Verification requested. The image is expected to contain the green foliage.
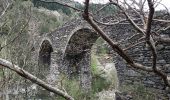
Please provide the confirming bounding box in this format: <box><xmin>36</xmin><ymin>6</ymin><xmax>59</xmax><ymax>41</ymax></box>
<box><xmin>120</xmin><ymin>84</ymin><xmax>157</xmax><ymax>100</ymax></box>
<box><xmin>0</xmin><ymin>70</ymin><xmax>3</xmax><ymax>77</ymax></box>
<box><xmin>39</xmin><ymin>23</ymin><xmax>50</xmax><ymax>34</ymax></box>
<box><xmin>91</xmin><ymin>53</ymin><xmax>113</xmax><ymax>93</ymax></box>
<box><xmin>91</xmin><ymin>53</ymin><xmax>98</xmax><ymax>75</ymax></box>
<box><xmin>0</xmin><ymin>0</ymin><xmax>31</xmax><ymax>58</ymax></box>
<box><xmin>57</xmin><ymin>69</ymin><xmax>114</xmax><ymax>100</ymax></box>
<box><xmin>32</xmin><ymin>0</ymin><xmax>72</xmax><ymax>15</ymax></box>
<box><xmin>39</xmin><ymin>15</ymin><xmax>60</xmax><ymax>34</ymax></box>
<box><xmin>30</xmin><ymin>8</ymin><xmax>61</xmax><ymax>34</ymax></box>
<box><xmin>90</xmin><ymin>37</ymin><xmax>119</xmax><ymax>94</ymax></box>
<box><xmin>31</xmin><ymin>0</ymin><xmax>117</xmax><ymax>16</ymax></box>
<box><xmin>92</xmin><ymin>75</ymin><xmax>111</xmax><ymax>93</ymax></box>
<box><xmin>0</xmin><ymin>25</ymin><xmax>10</xmax><ymax>35</ymax></box>
<box><xmin>57</xmin><ymin>76</ymin><xmax>96</xmax><ymax>100</ymax></box>
<box><xmin>95</xmin><ymin>38</ymin><xmax>107</xmax><ymax>55</ymax></box>
<box><xmin>98</xmin><ymin>46</ymin><xmax>107</xmax><ymax>55</ymax></box>
<box><xmin>0</xmin><ymin>1</ymin><xmax>38</xmax><ymax>81</ymax></box>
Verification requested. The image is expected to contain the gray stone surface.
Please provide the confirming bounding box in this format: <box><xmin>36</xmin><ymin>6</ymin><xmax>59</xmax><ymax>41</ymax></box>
<box><xmin>31</xmin><ymin>16</ymin><xmax>170</xmax><ymax>98</ymax></box>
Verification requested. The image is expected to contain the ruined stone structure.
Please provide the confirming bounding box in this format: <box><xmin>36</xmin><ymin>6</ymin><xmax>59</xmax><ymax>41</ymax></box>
<box><xmin>32</xmin><ymin>17</ymin><xmax>170</xmax><ymax>97</ymax></box>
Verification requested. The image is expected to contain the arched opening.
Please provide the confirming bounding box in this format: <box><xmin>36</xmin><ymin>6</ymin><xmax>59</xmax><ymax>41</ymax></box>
<box><xmin>64</xmin><ymin>29</ymin><xmax>98</xmax><ymax>81</ymax></box>
<box><xmin>38</xmin><ymin>40</ymin><xmax>53</xmax><ymax>79</ymax></box>
<box><xmin>63</xmin><ymin>28</ymin><xmax>119</xmax><ymax>92</ymax></box>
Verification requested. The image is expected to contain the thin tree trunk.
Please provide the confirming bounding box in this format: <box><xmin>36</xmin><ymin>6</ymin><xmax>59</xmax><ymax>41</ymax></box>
<box><xmin>0</xmin><ymin>58</ymin><xmax>74</xmax><ymax>100</ymax></box>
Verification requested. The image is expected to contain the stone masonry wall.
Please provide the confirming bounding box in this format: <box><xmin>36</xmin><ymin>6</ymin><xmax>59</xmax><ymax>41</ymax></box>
<box><xmin>33</xmin><ymin>17</ymin><xmax>170</xmax><ymax>98</ymax></box>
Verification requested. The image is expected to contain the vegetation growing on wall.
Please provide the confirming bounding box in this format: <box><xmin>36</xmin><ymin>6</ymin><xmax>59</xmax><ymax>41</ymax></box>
<box><xmin>1</xmin><ymin>0</ymin><xmax>170</xmax><ymax>99</ymax></box>
<box><xmin>120</xmin><ymin>83</ymin><xmax>168</xmax><ymax>100</ymax></box>
<box><xmin>0</xmin><ymin>1</ymin><xmax>63</xmax><ymax>99</ymax></box>
<box><xmin>32</xmin><ymin>0</ymin><xmax>72</xmax><ymax>15</ymax></box>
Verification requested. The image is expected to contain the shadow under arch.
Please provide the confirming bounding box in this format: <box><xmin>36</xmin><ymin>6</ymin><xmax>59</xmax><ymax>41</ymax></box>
<box><xmin>63</xmin><ymin>28</ymin><xmax>119</xmax><ymax>91</ymax></box>
<box><xmin>38</xmin><ymin>40</ymin><xmax>53</xmax><ymax>79</ymax></box>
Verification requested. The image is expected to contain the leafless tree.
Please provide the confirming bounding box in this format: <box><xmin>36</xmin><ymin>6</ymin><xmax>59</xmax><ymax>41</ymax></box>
<box><xmin>82</xmin><ymin>0</ymin><xmax>170</xmax><ymax>87</ymax></box>
<box><xmin>39</xmin><ymin>0</ymin><xmax>170</xmax><ymax>87</ymax></box>
<box><xmin>1</xmin><ymin>0</ymin><xmax>170</xmax><ymax>100</ymax></box>
<box><xmin>84</xmin><ymin>0</ymin><xmax>170</xmax><ymax>86</ymax></box>
<box><xmin>0</xmin><ymin>1</ymin><xmax>74</xmax><ymax>100</ymax></box>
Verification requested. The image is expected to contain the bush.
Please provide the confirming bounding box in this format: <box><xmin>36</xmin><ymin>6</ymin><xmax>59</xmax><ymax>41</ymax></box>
<box><xmin>32</xmin><ymin>0</ymin><xmax>72</xmax><ymax>15</ymax></box>
<box><xmin>92</xmin><ymin>75</ymin><xmax>111</xmax><ymax>93</ymax></box>
<box><xmin>91</xmin><ymin>53</ymin><xmax>113</xmax><ymax>93</ymax></box>
<box><xmin>57</xmin><ymin>76</ymin><xmax>96</xmax><ymax>100</ymax></box>
<box><xmin>120</xmin><ymin>83</ymin><xmax>157</xmax><ymax>100</ymax></box>
<box><xmin>34</xmin><ymin>10</ymin><xmax>61</xmax><ymax>34</ymax></box>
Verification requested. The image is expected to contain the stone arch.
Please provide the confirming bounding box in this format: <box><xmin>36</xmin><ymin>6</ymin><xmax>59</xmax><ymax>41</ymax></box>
<box><xmin>38</xmin><ymin>39</ymin><xmax>53</xmax><ymax>79</ymax></box>
<box><xmin>48</xmin><ymin>18</ymin><xmax>170</xmax><ymax>97</ymax></box>
<box><xmin>63</xmin><ymin>28</ymin><xmax>119</xmax><ymax>91</ymax></box>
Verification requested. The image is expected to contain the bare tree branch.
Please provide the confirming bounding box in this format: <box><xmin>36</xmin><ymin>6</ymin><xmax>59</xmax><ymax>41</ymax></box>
<box><xmin>153</xmin><ymin>19</ymin><xmax>170</xmax><ymax>23</ymax></box>
<box><xmin>123</xmin><ymin>0</ymin><xmax>146</xmax><ymax>28</ymax></box>
<box><xmin>145</xmin><ymin>0</ymin><xmax>169</xmax><ymax>86</ymax></box>
<box><xmin>82</xmin><ymin>0</ymin><xmax>170</xmax><ymax>87</ymax></box>
<box><xmin>146</xmin><ymin>0</ymin><xmax>155</xmax><ymax>39</ymax></box>
<box><xmin>156</xmin><ymin>37</ymin><xmax>170</xmax><ymax>44</ymax></box>
<box><xmin>109</xmin><ymin>1</ymin><xmax>145</xmax><ymax>34</ymax></box>
<box><xmin>83</xmin><ymin>0</ymin><xmax>152</xmax><ymax>72</ymax></box>
<box><xmin>123</xmin><ymin>40</ymin><xmax>145</xmax><ymax>51</ymax></box>
<box><xmin>154</xmin><ymin>1</ymin><xmax>170</xmax><ymax>13</ymax></box>
<box><xmin>93</xmin><ymin>18</ymin><xmax>143</xmax><ymax>26</ymax></box>
<box><xmin>0</xmin><ymin>13</ymin><xmax>31</xmax><ymax>51</ymax></box>
<box><xmin>0</xmin><ymin>0</ymin><xmax>12</xmax><ymax>19</ymax></box>
<box><xmin>95</xmin><ymin>2</ymin><xmax>111</xmax><ymax>14</ymax></box>
<box><xmin>0</xmin><ymin>58</ymin><xmax>74</xmax><ymax>100</ymax></box>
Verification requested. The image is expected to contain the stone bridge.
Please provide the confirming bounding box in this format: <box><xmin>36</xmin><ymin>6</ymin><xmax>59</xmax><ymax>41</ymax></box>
<box><xmin>32</xmin><ymin>17</ymin><xmax>170</xmax><ymax>96</ymax></box>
